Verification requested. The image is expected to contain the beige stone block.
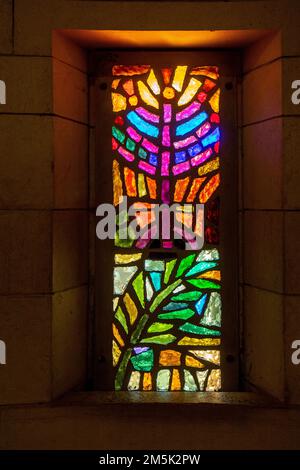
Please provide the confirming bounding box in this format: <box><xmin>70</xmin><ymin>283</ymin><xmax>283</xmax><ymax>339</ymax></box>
<box><xmin>285</xmin><ymin>295</ymin><xmax>300</xmax><ymax>404</ymax></box>
<box><xmin>243</xmin><ymin>31</ymin><xmax>282</xmax><ymax>73</ymax></box>
<box><xmin>0</xmin><ymin>57</ymin><xmax>52</xmax><ymax>114</ymax></box>
<box><xmin>52</xmin><ymin>210</ymin><xmax>88</xmax><ymax>292</ymax></box>
<box><xmin>0</xmin><ymin>115</ymin><xmax>53</xmax><ymax>209</ymax></box>
<box><xmin>285</xmin><ymin>212</ymin><xmax>300</xmax><ymax>295</ymax></box>
<box><xmin>52</xmin><ymin>286</ymin><xmax>87</xmax><ymax>398</ymax></box>
<box><xmin>53</xmin><ymin>58</ymin><xmax>88</xmax><ymax>124</ymax></box>
<box><xmin>244</xmin><ymin>286</ymin><xmax>284</xmax><ymax>400</ymax></box>
<box><xmin>0</xmin><ymin>211</ymin><xmax>52</xmax><ymax>294</ymax></box>
<box><xmin>54</xmin><ymin>117</ymin><xmax>88</xmax><ymax>209</ymax></box>
<box><xmin>243</xmin><ymin>118</ymin><xmax>282</xmax><ymax>209</ymax></box>
<box><xmin>0</xmin><ymin>0</ymin><xmax>12</xmax><ymax>53</ymax></box>
<box><xmin>243</xmin><ymin>60</ymin><xmax>282</xmax><ymax>125</ymax></box>
<box><xmin>52</xmin><ymin>30</ymin><xmax>87</xmax><ymax>73</ymax></box>
<box><xmin>283</xmin><ymin>118</ymin><xmax>300</xmax><ymax>209</ymax></box>
<box><xmin>244</xmin><ymin>210</ymin><xmax>283</xmax><ymax>293</ymax></box>
<box><xmin>0</xmin><ymin>295</ymin><xmax>51</xmax><ymax>404</ymax></box>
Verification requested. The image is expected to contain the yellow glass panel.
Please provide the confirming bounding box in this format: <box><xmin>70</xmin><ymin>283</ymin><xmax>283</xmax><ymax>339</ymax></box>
<box><xmin>172</xmin><ymin>65</ymin><xmax>187</xmax><ymax>92</ymax></box>
<box><xmin>178</xmin><ymin>78</ymin><xmax>201</xmax><ymax>106</ymax></box>
<box><xmin>198</xmin><ymin>157</ymin><xmax>219</xmax><ymax>176</ymax></box>
<box><xmin>174</xmin><ymin>177</ymin><xmax>190</xmax><ymax>202</ymax></box>
<box><xmin>209</xmin><ymin>88</ymin><xmax>220</xmax><ymax>113</ymax></box>
<box><xmin>171</xmin><ymin>369</ymin><xmax>181</xmax><ymax>391</ymax></box>
<box><xmin>199</xmin><ymin>270</ymin><xmax>221</xmax><ymax>281</ymax></box>
<box><xmin>138</xmin><ymin>173</ymin><xmax>147</xmax><ymax>197</ymax></box>
<box><xmin>185</xmin><ymin>355</ymin><xmax>205</xmax><ymax>368</ymax></box>
<box><xmin>115</xmin><ymin>253</ymin><xmax>142</xmax><ymax>264</ymax></box>
<box><xmin>137</xmin><ymin>81</ymin><xmax>159</xmax><ymax>109</ymax></box>
<box><xmin>178</xmin><ymin>337</ymin><xmax>220</xmax><ymax>346</ymax></box>
<box><xmin>129</xmin><ymin>95</ymin><xmax>138</xmax><ymax>106</ymax></box>
<box><xmin>190</xmin><ymin>350</ymin><xmax>220</xmax><ymax>366</ymax></box>
<box><xmin>113</xmin><ymin>159</ymin><xmax>123</xmax><ymax>206</ymax></box>
<box><xmin>176</xmin><ymin>211</ymin><xmax>193</xmax><ymax>229</ymax></box>
<box><xmin>112</xmin><ymin>340</ymin><xmax>121</xmax><ymax>366</ymax></box>
<box><xmin>147</xmin><ymin>69</ymin><xmax>161</xmax><ymax>95</ymax></box>
<box><xmin>163</xmin><ymin>86</ymin><xmax>175</xmax><ymax>100</ymax></box>
<box><xmin>112</xmin><ymin>92</ymin><xmax>126</xmax><ymax>112</ymax></box>
<box><xmin>124</xmin><ymin>292</ymin><xmax>138</xmax><ymax>325</ymax></box>
<box><xmin>206</xmin><ymin>369</ymin><xmax>221</xmax><ymax>391</ymax></box>
<box><xmin>143</xmin><ymin>372</ymin><xmax>152</xmax><ymax>390</ymax></box>
<box><xmin>113</xmin><ymin>323</ymin><xmax>124</xmax><ymax>347</ymax></box>
<box><xmin>159</xmin><ymin>349</ymin><xmax>181</xmax><ymax>366</ymax></box>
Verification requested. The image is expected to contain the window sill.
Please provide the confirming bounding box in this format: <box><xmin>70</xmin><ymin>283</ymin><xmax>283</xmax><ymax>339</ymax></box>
<box><xmin>54</xmin><ymin>391</ymin><xmax>283</xmax><ymax>408</ymax></box>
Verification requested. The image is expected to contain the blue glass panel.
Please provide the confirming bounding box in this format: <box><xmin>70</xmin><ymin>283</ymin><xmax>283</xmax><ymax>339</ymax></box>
<box><xmin>195</xmin><ymin>294</ymin><xmax>208</xmax><ymax>316</ymax></box>
<box><xmin>127</xmin><ymin>111</ymin><xmax>159</xmax><ymax>138</ymax></box>
<box><xmin>188</xmin><ymin>142</ymin><xmax>202</xmax><ymax>157</ymax></box>
<box><xmin>201</xmin><ymin>127</ymin><xmax>220</xmax><ymax>147</ymax></box>
<box><xmin>176</xmin><ymin>112</ymin><xmax>208</xmax><ymax>137</ymax></box>
<box><xmin>150</xmin><ymin>272</ymin><xmax>162</xmax><ymax>291</ymax></box>
<box><xmin>175</xmin><ymin>150</ymin><xmax>186</xmax><ymax>164</ymax></box>
<box><xmin>149</xmin><ymin>153</ymin><xmax>158</xmax><ymax>166</ymax></box>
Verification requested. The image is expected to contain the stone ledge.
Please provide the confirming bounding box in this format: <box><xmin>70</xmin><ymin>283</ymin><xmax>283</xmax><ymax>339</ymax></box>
<box><xmin>52</xmin><ymin>391</ymin><xmax>283</xmax><ymax>408</ymax></box>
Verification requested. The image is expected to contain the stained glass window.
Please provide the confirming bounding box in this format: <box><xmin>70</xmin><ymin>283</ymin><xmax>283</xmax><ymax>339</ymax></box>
<box><xmin>111</xmin><ymin>64</ymin><xmax>221</xmax><ymax>391</ymax></box>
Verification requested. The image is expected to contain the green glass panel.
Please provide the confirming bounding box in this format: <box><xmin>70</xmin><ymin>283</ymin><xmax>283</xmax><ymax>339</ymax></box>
<box><xmin>196</xmin><ymin>249</ymin><xmax>219</xmax><ymax>261</ymax></box>
<box><xmin>147</xmin><ymin>322</ymin><xmax>173</xmax><ymax>333</ymax></box>
<box><xmin>171</xmin><ymin>290</ymin><xmax>202</xmax><ymax>301</ymax></box>
<box><xmin>112</xmin><ymin>126</ymin><xmax>125</xmax><ymax>144</ymax></box>
<box><xmin>138</xmin><ymin>147</ymin><xmax>147</xmax><ymax>159</ymax></box>
<box><xmin>179</xmin><ymin>323</ymin><xmax>220</xmax><ymax>336</ymax></box>
<box><xmin>115</xmin><ymin>306</ymin><xmax>128</xmax><ymax>333</ymax></box>
<box><xmin>164</xmin><ymin>259</ymin><xmax>177</xmax><ymax>284</ymax></box>
<box><xmin>184</xmin><ymin>370</ymin><xmax>197</xmax><ymax>391</ymax></box>
<box><xmin>200</xmin><ymin>292</ymin><xmax>221</xmax><ymax>327</ymax></box>
<box><xmin>115</xmin><ymin>348</ymin><xmax>132</xmax><ymax>391</ymax></box>
<box><xmin>157</xmin><ymin>369</ymin><xmax>171</xmax><ymax>391</ymax></box>
<box><xmin>186</xmin><ymin>261</ymin><xmax>218</xmax><ymax>277</ymax></box>
<box><xmin>140</xmin><ymin>334</ymin><xmax>176</xmax><ymax>344</ymax></box>
<box><xmin>132</xmin><ymin>272</ymin><xmax>145</xmax><ymax>308</ymax></box>
<box><xmin>126</xmin><ymin>137</ymin><xmax>136</xmax><ymax>151</ymax></box>
<box><xmin>130</xmin><ymin>314</ymin><xmax>149</xmax><ymax>344</ymax></box>
<box><xmin>149</xmin><ymin>279</ymin><xmax>181</xmax><ymax>313</ymax></box>
<box><xmin>163</xmin><ymin>301</ymin><xmax>189</xmax><ymax>311</ymax></box>
<box><xmin>176</xmin><ymin>254</ymin><xmax>196</xmax><ymax>278</ymax></box>
<box><xmin>187</xmin><ymin>279</ymin><xmax>221</xmax><ymax>290</ymax></box>
<box><xmin>130</xmin><ymin>348</ymin><xmax>154</xmax><ymax>372</ymax></box>
<box><xmin>145</xmin><ymin>260</ymin><xmax>165</xmax><ymax>272</ymax></box>
<box><xmin>158</xmin><ymin>308</ymin><xmax>195</xmax><ymax>320</ymax></box>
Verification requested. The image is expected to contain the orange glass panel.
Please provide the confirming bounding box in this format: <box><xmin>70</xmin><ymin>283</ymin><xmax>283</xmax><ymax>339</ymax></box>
<box><xmin>143</xmin><ymin>372</ymin><xmax>152</xmax><ymax>390</ymax></box>
<box><xmin>112</xmin><ymin>78</ymin><xmax>120</xmax><ymax>89</ymax></box>
<box><xmin>174</xmin><ymin>177</ymin><xmax>190</xmax><ymax>202</ymax></box>
<box><xmin>124</xmin><ymin>167</ymin><xmax>137</xmax><ymax>197</ymax></box>
<box><xmin>186</xmin><ymin>177</ymin><xmax>205</xmax><ymax>202</ymax></box>
<box><xmin>199</xmin><ymin>270</ymin><xmax>221</xmax><ymax>281</ymax></box>
<box><xmin>113</xmin><ymin>65</ymin><xmax>150</xmax><ymax>76</ymax></box>
<box><xmin>159</xmin><ymin>349</ymin><xmax>181</xmax><ymax>366</ymax></box>
<box><xmin>146</xmin><ymin>177</ymin><xmax>157</xmax><ymax>199</ymax></box>
<box><xmin>162</xmin><ymin>67</ymin><xmax>172</xmax><ymax>85</ymax></box>
<box><xmin>199</xmin><ymin>174</ymin><xmax>220</xmax><ymax>203</ymax></box>
<box><xmin>113</xmin><ymin>159</ymin><xmax>123</xmax><ymax>206</ymax></box>
<box><xmin>123</xmin><ymin>79</ymin><xmax>134</xmax><ymax>96</ymax></box>
<box><xmin>171</xmin><ymin>369</ymin><xmax>181</xmax><ymax>391</ymax></box>
<box><xmin>190</xmin><ymin>66</ymin><xmax>219</xmax><ymax>81</ymax></box>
